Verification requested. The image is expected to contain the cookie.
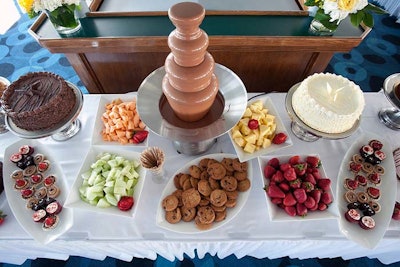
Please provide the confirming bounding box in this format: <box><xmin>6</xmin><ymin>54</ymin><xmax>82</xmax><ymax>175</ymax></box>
<box><xmin>208</xmin><ymin>177</ymin><xmax>221</xmax><ymax>190</ymax></box>
<box><xmin>210</xmin><ymin>189</ymin><xmax>227</xmax><ymax>207</ymax></box>
<box><xmin>374</xmin><ymin>165</ymin><xmax>385</xmax><ymax>175</ymax></box>
<box><xmin>189</xmin><ymin>165</ymin><xmax>201</xmax><ymax>179</ymax></box>
<box><xmin>190</xmin><ymin>176</ymin><xmax>199</xmax><ymax>190</ymax></box>
<box><xmin>174</xmin><ymin>173</ymin><xmax>183</xmax><ymax>189</ymax></box>
<box><xmin>344</xmin><ymin>190</ymin><xmax>357</xmax><ymax>203</ymax></box>
<box><xmin>165</xmin><ymin>208</ymin><xmax>182</xmax><ymax>224</ymax></box>
<box><xmin>207</xmin><ymin>163</ymin><xmax>226</xmax><ymax>180</ymax></box>
<box><xmin>237</xmin><ymin>178</ymin><xmax>251</xmax><ymax>192</ymax></box>
<box><xmin>195</xmin><ymin>216</ymin><xmax>213</xmax><ymax>230</ymax></box>
<box><xmin>233</xmin><ymin>171</ymin><xmax>247</xmax><ymax>181</ymax></box>
<box><xmin>232</xmin><ymin>158</ymin><xmax>247</xmax><ymax>172</ymax></box>
<box><xmin>196</xmin><ymin>206</ymin><xmax>215</xmax><ymax>224</ymax></box>
<box><xmin>197</xmin><ymin>179</ymin><xmax>212</xmax><ymax>197</ymax></box>
<box><xmin>162</xmin><ymin>194</ymin><xmax>179</xmax><ymax>211</ymax></box>
<box><xmin>172</xmin><ymin>189</ymin><xmax>183</xmax><ymax>207</ymax></box>
<box><xmin>180</xmin><ymin>206</ymin><xmax>196</xmax><ymax>222</ymax></box>
<box><xmin>352</xmin><ymin>154</ymin><xmax>364</xmax><ymax>164</ymax></box>
<box><xmin>181</xmin><ymin>188</ymin><xmax>201</xmax><ymax>208</ymax></box>
<box><xmin>225</xmin><ymin>199</ymin><xmax>237</xmax><ymax>208</ymax></box>
<box><xmin>11</xmin><ymin>170</ymin><xmax>23</xmax><ymax>180</ymax></box>
<box><xmin>362</xmin><ymin>162</ymin><xmax>374</xmax><ymax>174</ymax></box>
<box><xmin>47</xmin><ymin>185</ymin><xmax>60</xmax><ymax>198</ymax></box>
<box><xmin>220</xmin><ymin>176</ymin><xmax>238</xmax><ymax>192</ymax></box>
<box><xmin>357</xmin><ymin>191</ymin><xmax>369</xmax><ymax>203</ymax></box>
<box><xmin>23</xmin><ymin>165</ymin><xmax>37</xmax><ymax>177</ymax></box>
<box><xmin>221</xmin><ymin>158</ymin><xmax>235</xmax><ymax>172</ymax></box>
<box><xmin>225</xmin><ymin>190</ymin><xmax>238</xmax><ymax>200</ymax></box>
<box><xmin>214</xmin><ymin>210</ymin><xmax>227</xmax><ymax>222</ymax></box>
<box><xmin>199</xmin><ymin>158</ymin><xmax>210</xmax><ymax>170</ymax></box>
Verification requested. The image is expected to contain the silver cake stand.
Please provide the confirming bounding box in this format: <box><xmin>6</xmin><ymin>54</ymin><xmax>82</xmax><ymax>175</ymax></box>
<box><xmin>378</xmin><ymin>73</ymin><xmax>400</xmax><ymax>130</ymax></box>
<box><xmin>5</xmin><ymin>82</ymin><xmax>84</xmax><ymax>141</ymax></box>
<box><xmin>137</xmin><ymin>64</ymin><xmax>247</xmax><ymax>155</ymax></box>
<box><xmin>286</xmin><ymin>83</ymin><xmax>360</xmax><ymax>142</ymax></box>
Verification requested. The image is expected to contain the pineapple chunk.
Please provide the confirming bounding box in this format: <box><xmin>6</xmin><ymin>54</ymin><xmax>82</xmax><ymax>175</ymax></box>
<box><xmin>240</xmin><ymin>124</ymin><xmax>251</xmax><ymax>135</ymax></box>
<box><xmin>242</xmin><ymin>107</ymin><xmax>252</xmax><ymax>118</ymax></box>
<box><xmin>243</xmin><ymin>142</ymin><xmax>256</xmax><ymax>153</ymax></box>
<box><xmin>251</xmin><ymin>112</ymin><xmax>263</xmax><ymax>121</ymax></box>
<box><xmin>244</xmin><ymin>133</ymin><xmax>257</xmax><ymax>144</ymax></box>
<box><xmin>239</xmin><ymin>118</ymin><xmax>250</xmax><ymax>127</ymax></box>
<box><xmin>262</xmin><ymin>138</ymin><xmax>272</xmax><ymax>148</ymax></box>
<box><xmin>234</xmin><ymin>137</ymin><xmax>246</xmax><ymax>147</ymax></box>
<box><xmin>259</xmin><ymin>124</ymin><xmax>270</xmax><ymax>137</ymax></box>
<box><xmin>231</xmin><ymin>129</ymin><xmax>242</xmax><ymax>139</ymax></box>
<box><xmin>250</xmin><ymin>100</ymin><xmax>263</xmax><ymax>112</ymax></box>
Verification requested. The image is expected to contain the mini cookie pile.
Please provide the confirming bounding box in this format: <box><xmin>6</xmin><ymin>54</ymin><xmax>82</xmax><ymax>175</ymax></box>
<box><xmin>10</xmin><ymin>145</ymin><xmax>62</xmax><ymax>230</ymax></box>
<box><xmin>343</xmin><ymin>139</ymin><xmax>387</xmax><ymax>230</ymax></box>
<box><xmin>161</xmin><ymin>157</ymin><xmax>251</xmax><ymax>230</ymax></box>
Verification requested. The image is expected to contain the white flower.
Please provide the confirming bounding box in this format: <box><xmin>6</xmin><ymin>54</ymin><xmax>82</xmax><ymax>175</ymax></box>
<box><xmin>33</xmin><ymin>0</ymin><xmax>80</xmax><ymax>13</ymax></box>
<box><xmin>323</xmin><ymin>0</ymin><xmax>369</xmax><ymax>23</ymax></box>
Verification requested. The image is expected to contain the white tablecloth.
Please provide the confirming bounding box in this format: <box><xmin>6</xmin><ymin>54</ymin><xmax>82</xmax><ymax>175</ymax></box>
<box><xmin>1</xmin><ymin>92</ymin><xmax>400</xmax><ymax>265</ymax></box>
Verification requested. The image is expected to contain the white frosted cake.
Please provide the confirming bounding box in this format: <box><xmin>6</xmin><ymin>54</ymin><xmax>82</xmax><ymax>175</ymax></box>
<box><xmin>292</xmin><ymin>73</ymin><xmax>365</xmax><ymax>134</ymax></box>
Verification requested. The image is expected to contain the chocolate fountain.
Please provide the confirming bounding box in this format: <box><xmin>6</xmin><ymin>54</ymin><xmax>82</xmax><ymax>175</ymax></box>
<box><xmin>137</xmin><ymin>2</ymin><xmax>247</xmax><ymax>155</ymax></box>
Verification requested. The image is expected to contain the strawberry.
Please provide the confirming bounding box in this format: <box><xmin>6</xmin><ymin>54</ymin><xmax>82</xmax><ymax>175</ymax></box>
<box><xmin>263</xmin><ymin>165</ymin><xmax>277</xmax><ymax>179</ymax></box>
<box><xmin>321</xmin><ymin>192</ymin><xmax>333</xmax><ymax>205</ymax></box>
<box><xmin>283</xmin><ymin>192</ymin><xmax>297</xmax><ymax>206</ymax></box>
<box><xmin>310</xmin><ymin>189</ymin><xmax>322</xmax><ymax>204</ymax></box>
<box><xmin>318</xmin><ymin>202</ymin><xmax>328</xmax><ymax>211</ymax></box>
<box><xmin>288</xmin><ymin>155</ymin><xmax>301</xmax><ymax>166</ymax></box>
<box><xmin>271</xmin><ymin>198</ymin><xmax>283</xmax><ymax>205</ymax></box>
<box><xmin>304</xmin><ymin>173</ymin><xmax>317</xmax><ymax>185</ymax></box>
<box><xmin>296</xmin><ymin>203</ymin><xmax>308</xmax><ymax>217</ymax></box>
<box><xmin>117</xmin><ymin>196</ymin><xmax>134</xmax><ymax>211</ymax></box>
<box><xmin>272</xmin><ymin>132</ymin><xmax>287</xmax><ymax>144</ymax></box>
<box><xmin>131</xmin><ymin>130</ymin><xmax>149</xmax><ymax>144</ymax></box>
<box><xmin>278</xmin><ymin>182</ymin><xmax>290</xmax><ymax>192</ymax></box>
<box><xmin>309</xmin><ymin>202</ymin><xmax>319</xmax><ymax>211</ymax></box>
<box><xmin>283</xmin><ymin>167</ymin><xmax>297</xmax><ymax>181</ymax></box>
<box><xmin>293</xmin><ymin>188</ymin><xmax>307</xmax><ymax>203</ymax></box>
<box><xmin>0</xmin><ymin>210</ymin><xmax>6</xmax><ymax>226</ymax></box>
<box><xmin>266</xmin><ymin>184</ymin><xmax>285</xmax><ymax>199</ymax></box>
<box><xmin>311</xmin><ymin>169</ymin><xmax>321</xmax><ymax>180</ymax></box>
<box><xmin>301</xmin><ymin>181</ymin><xmax>314</xmax><ymax>193</ymax></box>
<box><xmin>306</xmin><ymin>156</ymin><xmax>321</xmax><ymax>168</ymax></box>
<box><xmin>248</xmin><ymin>119</ymin><xmax>259</xmax><ymax>130</ymax></box>
<box><xmin>392</xmin><ymin>201</ymin><xmax>400</xmax><ymax>220</ymax></box>
<box><xmin>304</xmin><ymin>196</ymin><xmax>316</xmax><ymax>209</ymax></box>
<box><xmin>271</xmin><ymin>170</ymin><xmax>284</xmax><ymax>183</ymax></box>
<box><xmin>317</xmin><ymin>178</ymin><xmax>331</xmax><ymax>191</ymax></box>
<box><xmin>293</xmin><ymin>163</ymin><xmax>307</xmax><ymax>176</ymax></box>
<box><xmin>280</xmin><ymin>163</ymin><xmax>292</xmax><ymax>172</ymax></box>
<box><xmin>267</xmin><ymin>158</ymin><xmax>280</xmax><ymax>169</ymax></box>
<box><xmin>289</xmin><ymin>178</ymin><xmax>301</xmax><ymax>189</ymax></box>
<box><xmin>284</xmin><ymin>205</ymin><xmax>297</xmax><ymax>216</ymax></box>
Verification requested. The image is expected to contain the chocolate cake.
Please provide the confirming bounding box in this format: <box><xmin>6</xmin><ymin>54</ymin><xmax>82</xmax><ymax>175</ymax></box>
<box><xmin>0</xmin><ymin>72</ymin><xmax>76</xmax><ymax>131</ymax></box>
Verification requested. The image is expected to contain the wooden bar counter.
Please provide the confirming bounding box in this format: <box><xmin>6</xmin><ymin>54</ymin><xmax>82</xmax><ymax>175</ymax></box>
<box><xmin>29</xmin><ymin>4</ymin><xmax>369</xmax><ymax>94</ymax></box>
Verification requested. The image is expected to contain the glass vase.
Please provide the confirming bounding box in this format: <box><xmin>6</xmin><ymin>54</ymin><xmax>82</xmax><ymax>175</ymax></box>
<box><xmin>45</xmin><ymin>4</ymin><xmax>81</xmax><ymax>35</ymax></box>
<box><xmin>309</xmin><ymin>18</ymin><xmax>338</xmax><ymax>36</ymax></box>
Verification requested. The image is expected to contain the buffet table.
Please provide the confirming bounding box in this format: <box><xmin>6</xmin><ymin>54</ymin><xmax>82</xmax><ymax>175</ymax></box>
<box><xmin>1</xmin><ymin>92</ymin><xmax>400</xmax><ymax>265</ymax></box>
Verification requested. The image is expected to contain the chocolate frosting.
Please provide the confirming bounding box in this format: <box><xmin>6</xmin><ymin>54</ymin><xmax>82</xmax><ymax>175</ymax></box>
<box><xmin>7</xmin><ymin>75</ymin><xmax>61</xmax><ymax>112</ymax></box>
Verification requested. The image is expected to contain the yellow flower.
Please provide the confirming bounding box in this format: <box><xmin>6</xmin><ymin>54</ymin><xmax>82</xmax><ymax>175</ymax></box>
<box><xmin>18</xmin><ymin>0</ymin><xmax>34</xmax><ymax>13</ymax></box>
<box><xmin>337</xmin><ymin>0</ymin><xmax>358</xmax><ymax>11</ymax></box>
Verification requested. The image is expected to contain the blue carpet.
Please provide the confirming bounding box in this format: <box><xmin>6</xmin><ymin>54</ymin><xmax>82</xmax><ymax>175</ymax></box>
<box><xmin>1</xmin><ymin>2</ymin><xmax>400</xmax><ymax>267</ymax></box>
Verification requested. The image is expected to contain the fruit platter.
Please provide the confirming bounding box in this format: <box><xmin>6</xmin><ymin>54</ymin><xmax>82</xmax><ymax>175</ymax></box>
<box><xmin>64</xmin><ymin>146</ymin><xmax>146</xmax><ymax>218</ymax></box>
<box><xmin>259</xmin><ymin>154</ymin><xmax>338</xmax><ymax>221</ymax></box>
<box><xmin>91</xmin><ymin>94</ymin><xmax>149</xmax><ymax>146</ymax></box>
<box><xmin>156</xmin><ymin>153</ymin><xmax>252</xmax><ymax>233</ymax></box>
<box><xmin>229</xmin><ymin>96</ymin><xmax>292</xmax><ymax>162</ymax></box>
<box><xmin>3</xmin><ymin>139</ymin><xmax>73</xmax><ymax>244</ymax></box>
<box><xmin>336</xmin><ymin>134</ymin><xmax>396</xmax><ymax>249</ymax></box>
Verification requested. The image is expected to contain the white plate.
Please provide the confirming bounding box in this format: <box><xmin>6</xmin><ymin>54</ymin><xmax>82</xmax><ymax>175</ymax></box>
<box><xmin>228</xmin><ymin>96</ymin><xmax>292</xmax><ymax>163</ymax></box>
<box><xmin>156</xmin><ymin>153</ymin><xmax>252</xmax><ymax>233</ymax></box>
<box><xmin>3</xmin><ymin>139</ymin><xmax>73</xmax><ymax>244</ymax></box>
<box><xmin>91</xmin><ymin>94</ymin><xmax>148</xmax><ymax>146</ymax></box>
<box><xmin>337</xmin><ymin>134</ymin><xmax>396</xmax><ymax>249</ymax></box>
<box><xmin>64</xmin><ymin>146</ymin><xmax>146</xmax><ymax>218</ymax></box>
<box><xmin>259</xmin><ymin>154</ymin><xmax>338</xmax><ymax>221</ymax></box>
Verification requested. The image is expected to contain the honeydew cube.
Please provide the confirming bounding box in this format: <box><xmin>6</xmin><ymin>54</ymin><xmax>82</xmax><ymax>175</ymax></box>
<box><xmin>242</xmin><ymin>107</ymin><xmax>252</xmax><ymax>118</ymax></box>
<box><xmin>105</xmin><ymin>193</ymin><xmax>118</xmax><ymax>206</ymax></box>
<box><xmin>234</xmin><ymin>137</ymin><xmax>246</xmax><ymax>147</ymax></box>
<box><xmin>243</xmin><ymin>142</ymin><xmax>256</xmax><ymax>153</ymax></box>
<box><xmin>262</xmin><ymin>138</ymin><xmax>272</xmax><ymax>148</ymax></box>
<box><xmin>97</xmin><ymin>198</ymin><xmax>112</xmax><ymax>208</ymax></box>
<box><xmin>244</xmin><ymin>133</ymin><xmax>257</xmax><ymax>144</ymax></box>
<box><xmin>240</xmin><ymin>124</ymin><xmax>251</xmax><ymax>135</ymax></box>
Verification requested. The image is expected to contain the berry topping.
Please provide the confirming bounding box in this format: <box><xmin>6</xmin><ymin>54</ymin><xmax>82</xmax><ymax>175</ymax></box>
<box><xmin>374</xmin><ymin>150</ymin><xmax>386</xmax><ymax>161</ymax></box>
<box><xmin>44</xmin><ymin>175</ymin><xmax>56</xmax><ymax>187</ymax></box>
<box><xmin>369</xmin><ymin>140</ymin><xmax>383</xmax><ymax>150</ymax></box>
<box><xmin>37</xmin><ymin>160</ymin><xmax>50</xmax><ymax>172</ymax></box>
<box><xmin>10</xmin><ymin>153</ymin><xmax>22</xmax><ymax>163</ymax></box>
<box><xmin>30</xmin><ymin>174</ymin><xmax>43</xmax><ymax>184</ymax></box>
<box><xmin>367</xmin><ymin>187</ymin><xmax>380</xmax><ymax>199</ymax></box>
<box><xmin>14</xmin><ymin>179</ymin><xmax>28</xmax><ymax>189</ymax></box>
<box><xmin>349</xmin><ymin>162</ymin><xmax>362</xmax><ymax>173</ymax></box>
<box><xmin>21</xmin><ymin>188</ymin><xmax>34</xmax><ymax>199</ymax></box>
<box><xmin>43</xmin><ymin>215</ymin><xmax>59</xmax><ymax>230</ymax></box>
<box><xmin>360</xmin><ymin>145</ymin><xmax>374</xmax><ymax>158</ymax></box>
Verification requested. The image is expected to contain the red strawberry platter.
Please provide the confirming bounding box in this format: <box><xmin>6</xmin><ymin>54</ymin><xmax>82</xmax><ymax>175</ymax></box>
<box><xmin>259</xmin><ymin>154</ymin><xmax>338</xmax><ymax>221</ymax></box>
<box><xmin>336</xmin><ymin>134</ymin><xmax>396</xmax><ymax>249</ymax></box>
<box><xmin>91</xmin><ymin>94</ymin><xmax>149</xmax><ymax>147</ymax></box>
<box><xmin>3</xmin><ymin>139</ymin><xmax>73</xmax><ymax>244</ymax></box>
<box><xmin>64</xmin><ymin>146</ymin><xmax>146</xmax><ymax>218</ymax></box>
